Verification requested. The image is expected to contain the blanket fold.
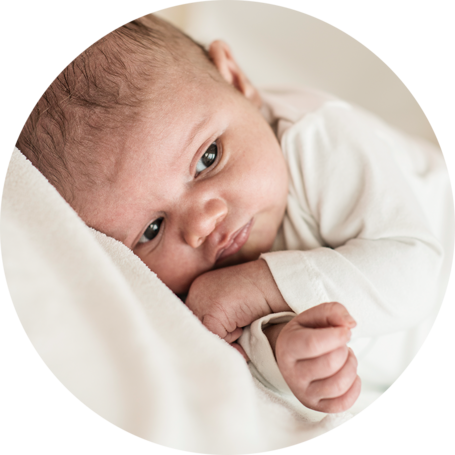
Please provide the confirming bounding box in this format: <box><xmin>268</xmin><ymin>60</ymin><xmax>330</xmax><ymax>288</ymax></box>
<box><xmin>1</xmin><ymin>148</ymin><xmax>350</xmax><ymax>453</ymax></box>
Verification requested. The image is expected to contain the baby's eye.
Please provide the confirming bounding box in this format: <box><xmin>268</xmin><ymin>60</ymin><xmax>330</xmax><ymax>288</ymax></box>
<box><xmin>138</xmin><ymin>217</ymin><xmax>163</xmax><ymax>244</ymax></box>
<box><xmin>196</xmin><ymin>142</ymin><xmax>218</xmax><ymax>175</ymax></box>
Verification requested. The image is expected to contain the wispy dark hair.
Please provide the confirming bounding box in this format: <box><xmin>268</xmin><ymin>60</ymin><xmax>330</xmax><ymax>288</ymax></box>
<box><xmin>17</xmin><ymin>14</ymin><xmax>213</xmax><ymax>203</ymax></box>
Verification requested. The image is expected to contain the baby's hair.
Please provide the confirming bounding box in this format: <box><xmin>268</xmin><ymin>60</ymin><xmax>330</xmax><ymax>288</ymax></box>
<box><xmin>17</xmin><ymin>15</ymin><xmax>216</xmax><ymax>203</ymax></box>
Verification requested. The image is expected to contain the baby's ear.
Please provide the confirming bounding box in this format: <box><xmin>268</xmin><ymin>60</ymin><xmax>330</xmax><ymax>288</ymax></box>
<box><xmin>208</xmin><ymin>40</ymin><xmax>261</xmax><ymax>108</ymax></box>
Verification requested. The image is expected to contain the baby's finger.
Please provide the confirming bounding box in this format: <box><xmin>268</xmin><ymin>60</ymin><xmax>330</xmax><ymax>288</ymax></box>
<box><xmin>295</xmin><ymin>302</ymin><xmax>356</xmax><ymax>329</ymax></box>
<box><xmin>306</xmin><ymin>347</ymin><xmax>358</xmax><ymax>399</ymax></box>
<box><xmin>315</xmin><ymin>375</ymin><xmax>362</xmax><ymax>413</ymax></box>
<box><xmin>224</xmin><ymin>327</ymin><xmax>243</xmax><ymax>344</ymax></box>
<box><xmin>279</xmin><ymin>324</ymin><xmax>351</xmax><ymax>360</ymax></box>
<box><xmin>293</xmin><ymin>346</ymin><xmax>349</xmax><ymax>383</ymax></box>
<box><xmin>202</xmin><ymin>315</ymin><xmax>227</xmax><ymax>338</ymax></box>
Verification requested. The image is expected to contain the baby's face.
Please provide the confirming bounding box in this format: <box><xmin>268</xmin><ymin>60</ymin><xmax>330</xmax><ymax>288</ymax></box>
<box><xmin>78</xmin><ymin>75</ymin><xmax>288</xmax><ymax>293</ymax></box>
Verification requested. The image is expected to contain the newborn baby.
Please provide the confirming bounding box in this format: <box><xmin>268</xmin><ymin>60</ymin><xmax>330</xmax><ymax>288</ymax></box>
<box><xmin>17</xmin><ymin>14</ymin><xmax>452</xmax><ymax>413</ymax></box>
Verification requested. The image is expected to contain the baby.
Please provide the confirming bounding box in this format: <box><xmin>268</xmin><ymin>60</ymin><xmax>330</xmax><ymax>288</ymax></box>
<box><xmin>17</xmin><ymin>15</ymin><xmax>453</xmax><ymax>414</ymax></box>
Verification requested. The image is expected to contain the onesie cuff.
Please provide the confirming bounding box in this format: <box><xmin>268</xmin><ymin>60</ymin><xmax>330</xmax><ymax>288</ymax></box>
<box><xmin>239</xmin><ymin>312</ymin><xmax>296</xmax><ymax>394</ymax></box>
<box><xmin>260</xmin><ymin>250</ymin><xmax>330</xmax><ymax>314</ymax></box>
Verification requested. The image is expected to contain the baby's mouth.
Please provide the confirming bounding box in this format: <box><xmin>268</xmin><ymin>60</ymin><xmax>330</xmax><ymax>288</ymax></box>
<box><xmin>215</xmin><ymin>219</ymin><xmax>254</xmax><ymax>264</ymax></box>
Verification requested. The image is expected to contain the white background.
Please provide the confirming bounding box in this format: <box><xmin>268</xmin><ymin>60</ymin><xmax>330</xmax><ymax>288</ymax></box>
<box><xmin>156</xmin><ymin>1</ymin><xmax>439</xmax><ymax>144</ymax></box>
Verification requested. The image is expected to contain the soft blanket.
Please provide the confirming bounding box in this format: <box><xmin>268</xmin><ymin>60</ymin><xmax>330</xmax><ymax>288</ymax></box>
<box><xmin>1</xmin><ymin>148</ymin><xmax>352</xmax><ymax>454</ymax></box>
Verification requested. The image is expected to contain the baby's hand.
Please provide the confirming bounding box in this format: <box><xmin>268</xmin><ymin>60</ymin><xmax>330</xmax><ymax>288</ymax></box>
<box><xmin>186</xmin><ymin>259</ymin><xmax>290</xmax><ymax>343</ymax></box>
<box><xmin>270</xmin><ymin>302</ymin><xmax>361</xmax><ymax>413</ymax></box>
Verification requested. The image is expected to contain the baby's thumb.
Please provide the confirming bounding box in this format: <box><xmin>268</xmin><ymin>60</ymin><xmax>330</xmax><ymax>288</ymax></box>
<box><xmin>224</xmin><ymin>327</ymin><xmax>243</xmax><ymax>344</ymax></box>
<box><xmin>201</xmin><ymin>314</ymin><xmax>229</xmax><ymax>339</ymax></box>
<box><xmin>295</xmin><ymin>302</ymin><xmax>356</xmax><ymax>329</ymax></box>
<box><xmin>326</xmin><ymin>302</ymin><xmax>356</xmax><ymax>328</ymax></box>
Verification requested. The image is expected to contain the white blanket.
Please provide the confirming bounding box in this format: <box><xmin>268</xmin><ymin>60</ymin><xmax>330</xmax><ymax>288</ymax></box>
<box><xmin>1</xmin><ymin>148</ymin><xmax>352</xmax><ymax>453</ymax></box>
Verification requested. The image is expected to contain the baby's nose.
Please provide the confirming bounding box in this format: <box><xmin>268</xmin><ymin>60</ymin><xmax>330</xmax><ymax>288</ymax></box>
<box><xmin>184</xmin><ymin>198</ymin><xmax>227</xmax><ymax>248</ymax></box>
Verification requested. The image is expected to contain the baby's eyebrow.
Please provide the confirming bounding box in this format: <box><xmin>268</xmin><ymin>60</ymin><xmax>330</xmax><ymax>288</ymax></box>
<box><xmin>179</xmin><ymin>116</ymin><xmax>211</xmax><ymax>158</ymax></box>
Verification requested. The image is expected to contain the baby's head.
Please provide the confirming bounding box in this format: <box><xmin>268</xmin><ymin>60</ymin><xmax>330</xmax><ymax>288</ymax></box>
<box><xmin>18</xmin><ymin>14</ymin><xmax>288</xmax><ymax>293</ymax></box>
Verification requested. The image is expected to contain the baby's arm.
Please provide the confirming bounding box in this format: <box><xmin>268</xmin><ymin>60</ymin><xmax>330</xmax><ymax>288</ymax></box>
<box><xmin>262</xmin><ymin>103</ymin><xmax>448</xmax><ymax>338</ymax></box>
<box><xmin>186</xmin><ymin>258</ymin><xmax>290</xmax><ymax>342</ymax></box>
<box><xmin>187</xmin><ymin>269</ymin><xmax>360</xmax><ymax>413</ymax></box>
<box><xmin>263</xmin><ymin>302</ymin><xmax>360</xmax><ymax>413</ymax></box>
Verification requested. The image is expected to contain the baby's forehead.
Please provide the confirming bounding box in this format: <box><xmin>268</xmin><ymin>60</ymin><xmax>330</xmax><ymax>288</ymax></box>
<box><xmin>91</xmin><ymin>64</ymin><xmax>245</xmax><ymax>190</ymax></box>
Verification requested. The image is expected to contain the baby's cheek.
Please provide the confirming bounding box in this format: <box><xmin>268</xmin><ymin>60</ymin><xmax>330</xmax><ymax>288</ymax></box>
<box><xmin>155</xmin><ymin>263</ymin><xmax>203</xmax><ymax>294</ymax></box>
<box><xmin>136</xmin><ymin>249</ymin><xmax>212</xmax><ymax>294</ymax></box>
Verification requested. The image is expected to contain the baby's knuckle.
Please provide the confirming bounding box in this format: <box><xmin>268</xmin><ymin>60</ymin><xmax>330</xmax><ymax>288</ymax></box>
<box><xmin>296</xmin><ymin>388</ymin><xmax>315</xmax><ymax>408</ymax></box>
<box><xmin>276</xmin><ymin>346</ymin><xmax>294</xmax><ymax>369</ymax></box>
<box><xmin>324</xmin><ymin>352</ymin><xmax>340</xmax><ymax>373</ymax></box>
<box><xmin>333</xmin><ymin>301</ymin><xmax>346</xmax><ymax>311</ymax></box>
<box><xmin>340</xmin><ymin>371</ymin><xmax>357</xmax><ymax>395</ymax></box>
<box><xmin>202</xmin><ymin>314</ymin><xmax>226</xmax><ymax>338</ymax></box>
<box><xmin>349</xmin><ymin>350</ymin><xmax>359</xmax><ymax>368</ymax></box>
<box><xmin>305</xmin><ymin>336</ymin><xmax>320</xmax><ymax>356</ymax></box>
<box><xmin>329</xmin><ymin>400</ymin><xmax>346</xmax><ymax>413</ymax></box>
<box><xmin>292</xmin><ymin>359</ymin><xmax>306</xmax><ymax>377</ymax></box>
<box><xmin>317</xmin><ymin>401</ymin><xmax>333</xmax><ymax>413</ymax></box>
<box><xmin>323</xmin><ymin>301</ymin><xmax>341</xmax><ymax>315</ymax></box>
<box><xmin>325</xmin><ymin>301</ymin><xmax>339</xmax><ymax>310</ymax></box>
<box><xmin>333</xmin><ymin>379</ymin><xmax>348</xmax><ymax>397</ymax></box>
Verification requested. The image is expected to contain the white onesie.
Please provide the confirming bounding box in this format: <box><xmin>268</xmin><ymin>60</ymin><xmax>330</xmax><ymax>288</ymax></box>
<box><xmin>239</xmin><ymin>87</ymin><xmax>454</xmax><ymax>397</ymax></box>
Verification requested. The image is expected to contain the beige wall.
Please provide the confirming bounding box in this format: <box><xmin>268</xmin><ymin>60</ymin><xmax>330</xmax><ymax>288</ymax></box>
<box><xmin>156</xmin><ymin>1</ymin><xmax>437</xmax><ymax>144</ymax></box>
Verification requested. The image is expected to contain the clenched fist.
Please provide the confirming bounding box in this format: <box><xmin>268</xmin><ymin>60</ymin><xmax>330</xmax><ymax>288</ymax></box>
<box><xmin>266</xmin><ymin>302</ymin><xmax>361</xmax><ymax>413</ymax></box>
<box><xmin>186</xmin><ymin>259</ymin><xmax>290</xmax><ymax>342</ymax></box>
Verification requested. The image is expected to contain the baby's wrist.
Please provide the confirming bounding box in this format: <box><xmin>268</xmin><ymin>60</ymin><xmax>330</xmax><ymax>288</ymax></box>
<box><xmin>263</xmin><ymin>322</ymin><xmax>287</xmax><ymax>356</ymax></box>
<box><xmin>254</xmin><ymin>259</ymin><xmax>291</xmax><ymax>314</ymax></box>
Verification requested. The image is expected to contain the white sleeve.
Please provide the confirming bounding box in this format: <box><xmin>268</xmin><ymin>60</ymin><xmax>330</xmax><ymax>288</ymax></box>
<box><xmin>262</xmin><ymin>101</ymin><xmax>446</xmax><ymax>338</ymax></box>
<box><xmin>238</xmin><ymin>312</ymin><xmax>295</xmax><ymax>394</ymax></box>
